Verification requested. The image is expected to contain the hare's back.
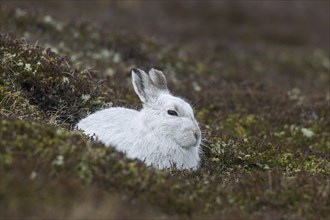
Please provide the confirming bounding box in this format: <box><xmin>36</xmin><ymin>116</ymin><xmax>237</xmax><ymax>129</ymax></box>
<box><xmin>76</xmin><ymin>107</ymin><xmax>138</xmax><ymax>137</ymax></box>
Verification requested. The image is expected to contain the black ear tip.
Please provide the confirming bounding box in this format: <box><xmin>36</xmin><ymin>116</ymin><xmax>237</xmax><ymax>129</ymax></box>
<box><xmin>131</xmin><ymin>68</ymin><xmax>140</xmax><ymax>74</ymax></box>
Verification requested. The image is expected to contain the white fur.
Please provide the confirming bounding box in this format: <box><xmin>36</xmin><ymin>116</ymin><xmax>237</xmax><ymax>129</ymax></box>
<box><xmin>77</xmin><ymin>68</ymin><xmax>201</xmax><ymax>170</ymax></box>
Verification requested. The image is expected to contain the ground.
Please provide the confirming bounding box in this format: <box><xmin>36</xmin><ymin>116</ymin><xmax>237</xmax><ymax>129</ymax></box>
<box><xmin>0</xmin><ymin>1</ymin><xmax>329</xmax><ymax>219</ymax></box>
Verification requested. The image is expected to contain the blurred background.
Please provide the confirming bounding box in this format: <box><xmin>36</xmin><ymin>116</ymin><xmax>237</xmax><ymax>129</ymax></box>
<box><xmin>4</xmin><ymin>1</ymin><xmax>329</xmax><ymax>50</ymax></box>
<box><xmin>3</xmin><ymin>0</ymin><xmax>329</xmax><ymax>92</ymax></box>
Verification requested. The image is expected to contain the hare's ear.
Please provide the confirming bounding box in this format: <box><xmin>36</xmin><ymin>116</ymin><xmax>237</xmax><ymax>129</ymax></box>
<box><xmin>148</xmin><ymin>68</ymin><xmax>168</xmax><ymax>91</ymax></box>
<box><xmin>132</xmin><ymin>68</ymin><xmax>169</xmax><ymax>103</ymax></box>
<box><xmin>131</xmin><ymin>68</ymin><xmax>150</xmax><ymax>103</ymax></box>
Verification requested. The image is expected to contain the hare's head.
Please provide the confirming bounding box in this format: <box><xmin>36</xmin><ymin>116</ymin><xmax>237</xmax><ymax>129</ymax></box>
<box><xmin>131</xmin><ymin>68</ymin><xmax>201</xmax><ymax>149</ymax></box>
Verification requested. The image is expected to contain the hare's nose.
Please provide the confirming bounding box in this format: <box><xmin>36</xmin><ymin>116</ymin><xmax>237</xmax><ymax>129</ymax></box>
<box><xmin>193</xmin><ymin>132</ymin><xmax>199</xmax><ymax>140</ymax></box>
<box><xmin>193</xmin><ymin>129</ymin><xmax>201</xmax><ymax>141</ymax></box>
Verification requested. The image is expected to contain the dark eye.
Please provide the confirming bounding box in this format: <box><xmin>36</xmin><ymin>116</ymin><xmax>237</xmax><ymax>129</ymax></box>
<box><xmin>167</xmin><ymin>110</ymin><xmax>178</xmax><ymax>116</ymax></box>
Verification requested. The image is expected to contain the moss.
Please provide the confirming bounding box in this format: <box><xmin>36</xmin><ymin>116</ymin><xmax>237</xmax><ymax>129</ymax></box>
<box><xmin>205</xmin><ymin>112</ymin><xmax>329</xmax><ymax>175</ymax></box>
<box><xmin>0</xmin><ymin>119</ymin><xmax>166</xmax><ymax>218</ymax></box>
<box><xmin>221</xmin><ymin>113</ymin><xmax>265</xmax><ymax>138</ymax></box>
<box><xmin>0</xmin><ymin>34</ymin><xmax>113</xmax><ymax>124</ymax></box>
<box><xmin>2</xmin><ymin>118</ymin><xmax>329</xmax><ymax>219</ymax></box>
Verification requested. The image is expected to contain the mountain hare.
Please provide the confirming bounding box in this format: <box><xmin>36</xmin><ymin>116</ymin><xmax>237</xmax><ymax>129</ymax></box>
<box><xmin>77</xmin><ymin>68</ymin><xmax>201</xmax><ymax>170</ymax></box>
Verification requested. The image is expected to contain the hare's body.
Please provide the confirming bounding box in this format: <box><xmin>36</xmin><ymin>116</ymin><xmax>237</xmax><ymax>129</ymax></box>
<box><xmin>77</xmin><ymin>68</ymin><xmax>201</xmax><ymax>170</ymax></box>
<box><xmin>78</xmin><ymin>108</ymin><xmax>199</xmax><ymax>169</ymax></box>
<box><xmin>77</xmin><ymin>107</ymin><xmax>137</xmax><ymax>148</ymax></box>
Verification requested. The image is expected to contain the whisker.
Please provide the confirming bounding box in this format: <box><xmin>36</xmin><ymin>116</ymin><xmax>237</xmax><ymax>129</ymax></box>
<box><xmin>200</xmin><ymin>142</ymin><xmax>211</xmax><ymax>150</ymax></box>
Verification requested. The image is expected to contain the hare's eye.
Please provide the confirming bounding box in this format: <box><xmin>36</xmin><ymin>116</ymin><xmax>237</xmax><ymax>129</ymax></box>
<box><xmin>167</xmin><ymin>110</ymin><xmax>178</xmax><ymax>116</ymax></box>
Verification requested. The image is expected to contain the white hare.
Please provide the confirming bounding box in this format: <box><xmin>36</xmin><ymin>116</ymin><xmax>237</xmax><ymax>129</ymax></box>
<box><xmin>77</xmin><ymin>68</ymin><xmax>201</xmax><ymax>170</ymax></box>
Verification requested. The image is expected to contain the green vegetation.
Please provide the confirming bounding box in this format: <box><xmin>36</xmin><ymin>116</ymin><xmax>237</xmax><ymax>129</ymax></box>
<box><xmin>1</xmin><ymin>4</ymin><xmax>329</xmax><ymax>219</ymax></box>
